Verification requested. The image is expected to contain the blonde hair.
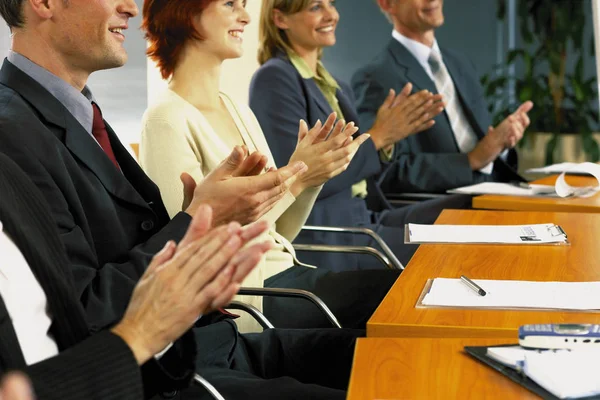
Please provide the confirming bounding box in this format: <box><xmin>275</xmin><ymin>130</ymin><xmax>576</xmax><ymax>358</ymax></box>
<box><xmin>258</xmin><ymin>0</ymin><xmax>314</xmax><ymax>65</ymax></box>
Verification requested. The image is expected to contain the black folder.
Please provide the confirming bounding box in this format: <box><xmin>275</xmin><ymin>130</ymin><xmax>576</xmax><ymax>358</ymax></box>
<box><xmin>464</xmin><ymin>345</ymin><xmax>600</xmax><ymax>400</ymax></box>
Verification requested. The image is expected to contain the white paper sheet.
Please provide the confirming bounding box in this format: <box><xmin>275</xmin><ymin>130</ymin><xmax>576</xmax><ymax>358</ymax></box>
<box><xmin>486</xmin><ymin>347</ymin><xmax>600</xmax><ymax>399</ymax></box>
<box><xmin>524</xmin><ymin>350</ymin><xmax>600</xmax><ymax>399</ymax></box>
<box><xmin>554</xmin><ymin>162</ymin><xmax>600</xmax><ymax>198</ymax></box>
<box><xmin>421</xmin><ymin>278</ymin><xmax>600</xmax><ymax>310</ymax></box>
<box><xmin>448</xmin><ymin>182</ymin><xmax>557</xmax><ymax>197</ymax></box>
<box><xmin>406</xmin><ymin>223</ymin><xmax>567</xmax><ymax>244</ymax></box>
<box><xmin>526</xmin><ymin>162</ymin><xmax>592</xmax><ymax>175</ymax></box>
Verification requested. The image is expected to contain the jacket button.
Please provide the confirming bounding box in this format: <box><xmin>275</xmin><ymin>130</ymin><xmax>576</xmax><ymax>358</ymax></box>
<box><xmin>141</xmin><ymin>220</ymin><xmax>154</xmax><ymax>231</ymax></box>
<box><xmin>160</xmin><ymin>390</ymin><xmax>178</xmax><ymax>399</ymax></box>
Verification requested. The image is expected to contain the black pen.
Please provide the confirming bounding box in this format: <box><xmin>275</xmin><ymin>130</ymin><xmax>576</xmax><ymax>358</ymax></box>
<box><xmin>460</xmin><ymin>275</ymin><xmax>487</xmax><ymax>296</ymax></box>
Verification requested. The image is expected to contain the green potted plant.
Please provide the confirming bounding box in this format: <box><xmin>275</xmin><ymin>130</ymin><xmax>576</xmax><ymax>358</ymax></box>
<box><xmin>481</xmin><ymin>0</ymin><xmax>599</xmax><ymax>166</ymax></box>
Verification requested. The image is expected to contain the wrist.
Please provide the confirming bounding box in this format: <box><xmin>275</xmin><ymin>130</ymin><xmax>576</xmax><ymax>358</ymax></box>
<box><xmin>368</xmin><ymin>127</ymin><xmax>385</xmax><ymax>150</ymax></box>
<box><xmin>111</xmin><ymin>322</ymin><xmax>154</xmax><ymax>366</ymax></box>
<box><xmin>290</xmin><ymin>180</ymin><xmax>306</xmax><ymax>197</ymax></box>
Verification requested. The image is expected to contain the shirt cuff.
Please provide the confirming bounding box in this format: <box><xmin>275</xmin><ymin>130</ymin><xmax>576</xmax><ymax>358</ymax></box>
<box><xmin>379</xmin><ymin>146</ymin><xmax>395</xmax><ymax>162</ymax></box>
<box><xmin>154</xmin><ymin>342</ymin><xmax>174</xmax><ymax>360</ymax></box>
<box><xmin>479</xmin><ymin>161</ymin><xmax>494</xmax><ymax>175</ymax></box>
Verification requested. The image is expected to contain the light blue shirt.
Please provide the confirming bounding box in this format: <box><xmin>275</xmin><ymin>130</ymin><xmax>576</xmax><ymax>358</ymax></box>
<box><xmin>7</xmin><ymin>51</ymin><xmax>95</xmax><ymax>136</ymax></box>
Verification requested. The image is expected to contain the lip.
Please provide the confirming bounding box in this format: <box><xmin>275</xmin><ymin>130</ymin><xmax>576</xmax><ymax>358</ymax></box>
<box><xmin>422</xmin><ymin>6</ymin><xmax>440</xmax><ymax>12</ymax></box>
<box><xmin>228</xmin><ymin>29</ymin><xmax>244</xmax><ymax>40</ymax></box>
<box><xmin>109</xmin><ymin>25</ymin><xmax>128</xmax><ymax>41</ymax></box>
<box><xmin>315</xmin><ymin>25</ymin><xmax>336</xmax><ymax>33</ymax></box>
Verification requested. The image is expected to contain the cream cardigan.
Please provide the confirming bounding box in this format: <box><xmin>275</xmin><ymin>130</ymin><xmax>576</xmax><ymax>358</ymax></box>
<box><xmin>140</xmin><ymin>89</ymin><xmax>320</xmax><ymax>316</ymax></box>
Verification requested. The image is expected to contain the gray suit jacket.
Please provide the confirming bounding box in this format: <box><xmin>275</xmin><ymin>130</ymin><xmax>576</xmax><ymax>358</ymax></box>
<box><xmin>352</xmin><ymin>39</ymin><xmax>524</xmax><ymax>194</ymax></box>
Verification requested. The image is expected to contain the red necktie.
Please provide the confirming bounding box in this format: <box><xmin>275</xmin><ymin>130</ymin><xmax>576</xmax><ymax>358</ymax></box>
<box><xmin>91</xmin><ymin>103</ymin><xmax>120</xmax><ymax>170</ymax></box>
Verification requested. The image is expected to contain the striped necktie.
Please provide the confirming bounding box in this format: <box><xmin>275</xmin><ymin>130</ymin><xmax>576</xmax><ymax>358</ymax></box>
<box><xmin>428</xmin><ymin>50</ymin><xmax>479</xmax><ymax>153</ymax></box>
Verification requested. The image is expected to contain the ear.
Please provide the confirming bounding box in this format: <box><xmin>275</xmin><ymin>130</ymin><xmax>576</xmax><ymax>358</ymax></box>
<box><xmin>272</xmin><ymin>9</ymin><xmax>289</xmax><ymax>30</ymax></box>
<box><xmin>376</xmin><ymin>0</ymin><xmax>392</xmax><ymax>14</ymax></box>
<box><xmin>26</xmin><ymin>0</ymin><xmax>56</xmax><ymax>21</ymax></box>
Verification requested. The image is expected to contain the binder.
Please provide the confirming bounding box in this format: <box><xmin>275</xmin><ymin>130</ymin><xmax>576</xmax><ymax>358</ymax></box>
<box><xmin>464</xmin><ymin>345</ymin><xmax>600</xmax><ymax>400</ymax></box>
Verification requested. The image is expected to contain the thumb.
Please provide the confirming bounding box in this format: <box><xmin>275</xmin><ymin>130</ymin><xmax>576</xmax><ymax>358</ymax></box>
<box><xmin>1</xmin><ymin>373</ymin><xmax>34</xmax><ymax>400</ymax></box>
<box><xmin>215</xmin><ymin>146</ymin><xmax>245</xmax><ymax>178</ymax></box>
<box><xmin>180</xmin><ymin>172</ymin><xmax>197</xmax><ymax>211</ymax></box>
<box><xmin>298</xmin><ymin>119</ymin><xmax>309</xmax><ymax>144</ymax></box>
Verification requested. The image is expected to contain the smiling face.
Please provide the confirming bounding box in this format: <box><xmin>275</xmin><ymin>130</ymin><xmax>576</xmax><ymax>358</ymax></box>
<box><xmin>192</xmin><ymin>0</ymin><xmax>251</xmax><ymax>61</ymax></box>
<box><xmin>48</xmin><ymin>0</ymin><xmax>139</xmax><ymax>73</ymax></box>
<box><xmin>275</xmin><ymin>0</ymin><xmax>339</xmax><ymax>54</ymax></box>
<box><xmin>388</xmin><ymin>0</ymin><xmax>444</xmax><ymax>36</ymax></box>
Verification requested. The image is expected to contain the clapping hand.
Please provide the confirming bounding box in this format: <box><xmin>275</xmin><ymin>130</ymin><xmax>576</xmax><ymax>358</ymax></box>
<box><xmin>288</xmin><ymin>113</ymin><xmax>371</xmax><ymax>196</ymax></box>
<box><xmin>468</xmin><ymin>101</ymin><xmax>534</xmax><ymax>170</ymax></box>
<box><xmin>369</xmin><ymin>83</ymin><xmax>445</xmax><ymax>150</ymax></box>
<box><xmin>181</xmin><ymin>146</ymin><xmax>307</xmax><ymax>226</ymax></box>
<box><xmin>111</xmin><ymin>205</ymin><xmax>272</xmax><ymax>365</ymax></box>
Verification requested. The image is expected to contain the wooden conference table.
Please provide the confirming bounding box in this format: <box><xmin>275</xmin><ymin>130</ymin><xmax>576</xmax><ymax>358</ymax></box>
<box><xmin>367</xmin><ymin>209</ymin><xmax>600</xmax><ymax>338</ymax></box>
<box><xmin>346</xmin><ymin>338</ymin><xmax>540</xmax><ymax>400</ymax></box>
<box><xmin>473</xmin><ymin>174</ymin><xmax>600</xmax><ymax>212</ymax></box>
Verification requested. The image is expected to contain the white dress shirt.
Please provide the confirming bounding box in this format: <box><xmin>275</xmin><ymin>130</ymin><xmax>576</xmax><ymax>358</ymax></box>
<box><xmin>392</xmin><ymin>30</ymin><xmax>499</xmax><ymax>175</ymax></box>
<box><xmin>0</xmin><ymin>221</ymin><xmax>59</xmax><ymax>365</ymax></box>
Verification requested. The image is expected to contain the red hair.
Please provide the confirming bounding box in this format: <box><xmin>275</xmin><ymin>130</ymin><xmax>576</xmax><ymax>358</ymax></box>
<box><xmin>142</xmin><ymin>0</ymin><xmax>216</xmax><ymax>79</ymax></box>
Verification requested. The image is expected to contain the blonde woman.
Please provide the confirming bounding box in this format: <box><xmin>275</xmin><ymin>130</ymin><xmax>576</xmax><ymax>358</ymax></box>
<box><xmin>140</xmin><ymin>0</ymin><xmax>400</xmax><ymax>330</ymax></box>
<box><xmin>250</xmin><ymin>0</ymin><xmax>471</xmax><ymax>271</ymax></box>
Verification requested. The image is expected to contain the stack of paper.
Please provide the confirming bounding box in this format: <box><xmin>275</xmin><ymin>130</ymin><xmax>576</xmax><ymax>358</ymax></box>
<box><xmin>486</xmin><ymin>346</ymin><xmax>600</xmax><ymax>399</ymax></box>
<box><xmin>449</xmin><ymin>162</ymin><xmax>600</xmax><ymax>198</ymax></box>
<box><xmin>448</xmin><ymin>182</ymin><xmax>557</xmax><ymax>197</ymax></box>
<box><xmin>420</xmin><ymin>278</ymin><xmax>600</xmax><ymax>310</ymax></box>
<box><xmin>526</xmin><ymin>162</ymin><xmax>596</xmax><ymax>175</ymax></box>
<box><xmin>405</xmin><ymin>223</ymin><xmax>568</xmax><ymax>245</ymax></box>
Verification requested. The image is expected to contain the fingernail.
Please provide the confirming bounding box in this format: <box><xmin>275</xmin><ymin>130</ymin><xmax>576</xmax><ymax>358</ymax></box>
<box><xmin>228</xmin><ymin>222</ymin><xmax>241</xmax><ymax>234</ymax></box>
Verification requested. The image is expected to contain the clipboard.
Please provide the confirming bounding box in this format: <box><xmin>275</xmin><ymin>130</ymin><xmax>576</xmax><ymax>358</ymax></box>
<box><xmin>415</xmin><ymin>278</ymin><xmax>600</xmax><ymax>313</ymax></box>
<box><xmin>464</xmin><ymin>345</ymin><xmax>600</xmax><ymax>400</ymax></box>
<box><xmin>464</xmin><ymin>345</ymin><xmax>561</xmax><ymax>399</ymax></box>
<box><xmin>404</xmin><ymin>223</ymin><xmax>570</xmax><ymax>245</ymax></box>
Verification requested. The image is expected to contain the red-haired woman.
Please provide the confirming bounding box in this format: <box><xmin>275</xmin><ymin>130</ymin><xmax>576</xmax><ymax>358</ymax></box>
<box><xmin>140</xmin><ymin>0</ymin><xmax>400</xmax><ymax>331</ymax></box>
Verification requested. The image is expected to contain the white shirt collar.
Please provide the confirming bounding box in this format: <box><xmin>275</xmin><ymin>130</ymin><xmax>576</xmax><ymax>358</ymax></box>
<box><xmin>391</xmin><ymin>30</ymin><xmax>441</xmax><ymax>80</ymax></box>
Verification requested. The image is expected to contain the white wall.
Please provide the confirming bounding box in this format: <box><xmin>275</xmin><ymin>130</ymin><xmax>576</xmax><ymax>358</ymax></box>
<box><xmin>147</xmin><ymin>1</ymin><xmax>261</xmax><ymax>109</ymax></box>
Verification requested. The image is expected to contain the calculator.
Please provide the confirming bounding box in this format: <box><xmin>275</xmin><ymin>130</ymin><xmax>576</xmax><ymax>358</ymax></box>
<box><xmin>519</xmin><ymin>324</ymin><xmax>600</xmax><ymax>349</ymax></box>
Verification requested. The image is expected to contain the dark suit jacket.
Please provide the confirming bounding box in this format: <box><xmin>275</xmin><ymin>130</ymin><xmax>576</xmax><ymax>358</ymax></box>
<box><xmin>352</xmin><ymin>39</ymin><xmax>524</xmax><ymax>194</ymax></box>
<box><xmin>0</xmin><ymin>152</ymin><xmax>195</xmax><ymax>400</ymax></box>
<box><xmin>0</xmin><ymin>59</ymin><xmax>192</xmax><ymax>331</ymax></box>
<box><xmin>249</xmin><ymin>53</ymin><xmax>396</xmax><ymax>270</ymax></box>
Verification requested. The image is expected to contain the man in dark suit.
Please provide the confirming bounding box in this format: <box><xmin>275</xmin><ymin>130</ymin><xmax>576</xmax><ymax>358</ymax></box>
<box><xmin>0</xmin><ymin>151</ymin><xmax>276</xmax><ymax>399</ymax></box>
<box><xmin>0</xmin><ymin>0</ymin><xmax>361</xmax><ymax>398</ymax></box>
<box><xmin>352</xmin><ymin>0</ymin><xmax>534</xmax><ymax>194</ymax></box>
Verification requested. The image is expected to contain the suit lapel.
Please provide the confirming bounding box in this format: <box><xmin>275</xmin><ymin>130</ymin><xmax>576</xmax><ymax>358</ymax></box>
<box><xmin>387</xmin><ymin>39</ymin><xmax>438</xmax><ymax>93</ymax></box>
<box><xmin>337</xmin><ymin>87</ymin><xmax>360</xmax><ymax>130</ymax></box>
<box><xmin>305</xmin><ymin>79</ymin><xmax>333</xmax><ymax>116</ymax></box>
<box><xmin>0</xmin><ymin>60</ymin><xmax>149</xmax><ymax>210</ymax></box>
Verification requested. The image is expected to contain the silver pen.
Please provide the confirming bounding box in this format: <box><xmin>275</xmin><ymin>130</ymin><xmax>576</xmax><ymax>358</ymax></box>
<box><xmin>460</xmin><ymin>275</ymin><xmax>487</xmax><ymax>296</ymax></box>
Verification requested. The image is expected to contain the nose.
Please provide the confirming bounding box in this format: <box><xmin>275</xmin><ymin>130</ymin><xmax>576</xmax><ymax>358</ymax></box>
<box><xmin>239</xmin><ymin>5</ymin><xmax>251</xmax><ymax>25</ymax></box>
<box><xmin>323</xmin><ymin>4</ymin><xmax>338</xmax><ymax>22</ymax></box>
<box><xmin>118</xmin><ymin>0</ymin><xmax>139</xmax><ymax>18</ymax></box>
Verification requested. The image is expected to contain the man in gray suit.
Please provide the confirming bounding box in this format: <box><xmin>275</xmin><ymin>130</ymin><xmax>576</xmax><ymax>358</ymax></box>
<box><xmin>352</xmin><ymin>0</ymin><xmax>534</xmax><ymax>194</ymax></box>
